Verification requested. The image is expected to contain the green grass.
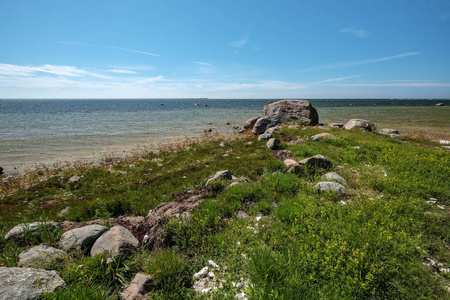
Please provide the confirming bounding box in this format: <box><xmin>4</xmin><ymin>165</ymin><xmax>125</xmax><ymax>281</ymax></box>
<box><xmin>0</xmin><ymin>126</ymin><xmax>449</xmax><ymax>299</ymax></box>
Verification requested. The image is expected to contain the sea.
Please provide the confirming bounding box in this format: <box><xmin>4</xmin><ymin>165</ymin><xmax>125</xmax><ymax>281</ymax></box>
<box><xmin>1</xmin><ymin>98</ymin><xmax>449</xmax><ymax>173</ymax></box>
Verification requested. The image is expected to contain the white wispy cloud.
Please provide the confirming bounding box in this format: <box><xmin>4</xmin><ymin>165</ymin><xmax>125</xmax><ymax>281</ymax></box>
<box><xmin>59</xmin><ymin>41</ymin><xmax>161</xmax><ymax>57</ymax></box>
<box><xmin>0</xmin><ymin>63</ymin><xmax>91</xmax><ymax>77</ymax></box>
<box><xmin>136</xmin><ymin>76</ymin><xmax>164</xmax><ymax>84</ymax></box>
<box><xmin>109</xmin><ymin>69</ymin><xmax>136</xmax><ymax>74</ymax></box>
<box><xmin>102</xmin><ymin>45</ymin><xmax>161</xmax><ymax>57</ymax></box>
<box><xmin>301</xmin><ymin>52</ymin><xmax>419</xmax><ymax>72</ymax></box>
<box><xmin>339</xmin><ymin>27</ymin><xmax>368</xmax><ymax>38</ymax></box>
<box><xmin>229</xmin><ymin>33</ymin><xmax>249</xmax><ymax>48</ymax></box>
<box><xmin>335</xmin><ymin>82</ymin><xmax>450</xmax><ymax>87</ymax></box>
<box><xmin>309</xmin><ymin>75</ymin><xmax>361</xmax><ymax>85</ymax></box>
<box><xmin>193</xmin><ymin>61</ymin><xmax>215</xmax><ymax>67</ymax></box>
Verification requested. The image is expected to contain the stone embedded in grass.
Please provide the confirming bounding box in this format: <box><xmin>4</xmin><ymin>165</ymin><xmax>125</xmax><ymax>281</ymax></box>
<box><xmin>193</xmin><ymin>267</ymin><xmax>209</xmax><ymax>280</ymax></box>
<box><xmin>4</xmin><ymin>221</ymin><xmax>61</xmax><ymax>241</ymax></box>
<box><xmin>258</xmin><ymin>133</ymin><xmax>272</xmax><ymax>141</ymax></box>
<box><xmin>284</xmin><ymin>159</ymin><xmax>304</xmax><ymax>174</ymax></box>
<box><xmin>264</xmin><ymin>126</ymin><xmax>281</xmax><ymax>134</ymax></box>
<box><xmin>330</xmin><ymin>123</ymin><xmax>344</xmax><ymax>128</ymax></box>
<box><xmin>314</xmin><ymin>181</ymin><xmax>346</xmax><ymax>193</ymax></box>
<box><xmin>322</xmin><ymin>172</ymin><xmax>347</xmax><ymax>186</ymax></box>
<box><xmin>390</xmin><ymin>134</ymin><xmax>402</xmax><ymax>138</ymax></box>
<box><xmin>59</xmin><ymin>224</ymin><xmax>108</xmax><ymax>251</ymax></box>
<box><xmin>266</xmin><ymin>138</ymin><xmax>280</xmax><ymax>150</ymax></box>
<box><xmin>68</xmin><ymin>175</ymin><xmax>81</xmax><ymax>183</ymax></box>
<box><xmin>0</xmin><ymin>267</ymin><xmax>65</xmax><ymax>300</ymax></box>
<box><xmin>311</xmin><ymin>133</ymin><xmax>337</xmax><ymax>141</ymax></box>
<box><xmin>205</xmin><ymin>170</ymin><xmax>233</xmax><ymax>186</ymax></box>
<box><xmin>18</xmin><ymin>245</ymin><xmax>66</xmax><ymax>268</ymax></box>
<box><xmin>237</xmin><ymin>210</ymin><xmax>250</xmax><ymax>219</ymax></box>
<box><xmin>299</xmin><ymin>155</ymin><xmax>333</xmax><ymax>169</ymax></box>
<box><xmin>90</xmin><ymin>225</ymin><xmax>139</xmax><ymax>258</ymax></box>
<box><xmin>120</xmin><ymin>273</ymin><xmax>153</xmax><ymax>300</ymax></box>
<box><xmin>252</xmin><ymin>117</ymin><xmax>273</xmax><ymax>135</ymax></box>
<box><xmin>344</xmin><ymin>119</ymin><xmax>375</xmax><ymax>132</ymax></box>
<box><xmin>378</xmin><ymin>128</ymin><xmax>400</xmax><ymax>135</ymax></box>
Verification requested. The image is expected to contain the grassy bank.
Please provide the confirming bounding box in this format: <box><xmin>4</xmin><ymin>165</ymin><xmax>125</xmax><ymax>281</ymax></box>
<box><xmin>0</xmin><ymin>125</ymin><xmax>449</xmax><ymax>299</ymax></box>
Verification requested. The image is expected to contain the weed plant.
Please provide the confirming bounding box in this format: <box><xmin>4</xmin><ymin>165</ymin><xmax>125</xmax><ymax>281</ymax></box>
<box><xmin>0</xmin><ymin>126</ymin><xmax>449</xmax><ymax>299</ymax></box>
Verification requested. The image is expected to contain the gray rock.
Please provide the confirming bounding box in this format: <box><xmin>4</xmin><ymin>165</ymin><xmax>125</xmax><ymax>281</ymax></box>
<box><xmin>390</xmin><ymin>134</ymin><xmax>402</xmax><ymax>138</ymax></box>
<box><xmin>378</xmin><ymin>128</ymin><xmax>399</xmax><ymax>135</ymax></box>
<box><xmin>4</xmin><ymin>222</ymin><xmax>61</xmax><ymax>241</ymax></box>
<box><xmin>299</xmin><ymin>155</ymin><xmax>333</xmax><ymax>169</ymax></box>
<box><xmin>90</xmin><ymin>226</ymin><xmax>139</xmax><ymax>257</ymax></box>
<box><xmin>205</xmin><ymin>170</ymin><xmax>233</xmax><ymax>186</ymax></box>
<box><xmin>264</xmin><ymin>126</ymin><xmax>281</xmax><ymax>134</ymax></box>
<box><xmin>258</xmin><ymin>133</ymin><xmax>272</xmax><ymax>141</ymax></box>
<box><xmin>435</xmin><ymin>103</ymin><xmax>444</xmax><ymax>106</ymax></box>
<box><xmin>263</xmin><ymin>100</ymin><xmax>319</xmax><ymax>125</ymax></box>
<box><xmin>68</xmin><ymin>175</ymin><xmax>80</xmax><ymax>183</ymax></box>
<box><xmin>330</xmin><ymin>123</ymin><xmax>344</xmax><ymax>128</ymax></box>
<box><xmin>284</xmin><ymin>159</ymin><xmax>303</xmax><ymax>174</ymax></box>
<box><xmin>18</xmin><ymin>245</ymin><xmax>66</xmax><ymax>268</ymax></box>
<box><xmin>59</xmin><ymin>224</ymin><xmax>108</xmax><ymax>251</ymax></box>
<box><xmin>57</xmin><ymin>206</ymin><xmax>70</xmax><ymax>218</ymax></box>
<box><xmin>322</xmin><ymin>172</ymin><xmax>347</xmax><ymax>185</ymax></box>
<box><xmin>243</xmin><ymin>117</ymin><xmax>259</xmax><ymax>130</ymax></box>
<box><xmin>344</xmin><ymin>119</ymin><xmax>375</xmax><ymax>132</ymax></box>
<box><xmin>237</xmin><ymin>210</ymin><xmax>250</xmax><ymax>219</ymax></box>
<box><xmin>266</xmin><ymin>138</ymin><xmax>280</xmax><ymax>150</ymax></box>
<box><xmin>311</xmin><ymin>133</ymin><xmax>337</xmax><ymax>141</ymax></box>
<box><xmin>315</xmin><ymin>181</ymin><xmax>346</xmax><ymax>193</ymax></box>
<box><xmin>0</xmin><ymin>267</ymin><xmax>65</xmax><ymax>300</ymax></box>
<box><xmin>120</xmin><ymin>273</ymin><xmax>153</xmax><ymax>300</ymax></box>
<box><xmin>252</xmin><ymin>117</ymin><xmax>273</xmax><ymax>135</ymax></box>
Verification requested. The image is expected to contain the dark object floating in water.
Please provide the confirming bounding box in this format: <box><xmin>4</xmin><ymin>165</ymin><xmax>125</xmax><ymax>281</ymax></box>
<box><xmin>160</xmin><ymin>104</ymin><xmax>164</xmax><ymax>106</ymax></box>
<box><xmin>205</xmin><ymin>104</ymin><xmax>208</xmax><ymax>106</ymax></box>
<box><xmin>226</xmin><ymin>122</ymin><xmax>231</xmax><ymax>125</ymax></box>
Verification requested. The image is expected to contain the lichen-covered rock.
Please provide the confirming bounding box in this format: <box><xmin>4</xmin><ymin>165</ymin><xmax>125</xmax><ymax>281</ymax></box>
<box><xmin>299</xmin><ymin>155</ymin><xmax>333</xmax><ymax>169</ymax></box>
<box><xmin>322</xmin><ymin>172</ymin><xmax>347</xmax><ymax>186</ymax></box>
<box><xmin>252</xmin><ymin>117</ymin><xmax>273</xmax><ymax>135</ymax></box>
<box><xmin>258</xmin><ymin>133</ymin><xmax>272</xmax><ymax>141</ymax></box>
<box><xmin>266</xmin><ymin>138</ymin><xmax>280</xmax><ymax>150</ymax></box>
<box><xmin>311</xmin><ymin>133</ymin><xmax>337</xmax><ymax>141</ymax></box>
<box><xmin>264</xmin><ymin>126</ymin><xmax>281</xmax><ymax>134</ymax></box>
<box><xmin>330</xmin><ymin>123</ymin><xmax>344</xmax><ymax>128</ymax></box>
<box><xmin>18</xmin><ymin>245</ymin><xmax>66</xmax><ymax>268</ymax></box>
<box><xmin>4</xmin><ymin>222</ymin><xmax>61</xmax><ymax>241</ymax></box>
<box><xmin>284</xmin><ymin>159</ymin><xmax>303</xmax><ymax>174</ymax></box>
<box><xmin>0</xmin><ymin>267</ymin><xmax>65</xmax><ymax>300</ymax></box>
<box><xmin>315</xmin><ymin>181</ymin><xmax>346</xmax><ymax>193</ymax></box>
<box><xmin>90</xmin><ymin>226</ymin><xmax>139</xmax><ymax>257</ymax></box>
<box><xmin>263</xmin><ymin>100</ymin><xmax>319</xmax><ymax>125</ymax></box>
<box><xmin>59</xmin><ymin>224</ymin><xmax>108</xmax><ymax>251</ymax></box>
<box><xmin>205</xmin><ymin>170</ymin><xmax>233</xmax><ymax>186</ymax></box>
<box><xmin>378</xmin><ymin>128</ymin><xmax>399</xmax><ymax>135</ymax></box>
<box><xmin>344</xmin><ymin>119</ymin><xmax>375</xmax><ymax>132</ymax></box>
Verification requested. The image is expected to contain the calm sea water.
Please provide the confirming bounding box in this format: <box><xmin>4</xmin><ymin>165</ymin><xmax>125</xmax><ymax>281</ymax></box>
<box><xmin>1</xmin><ymin>99</ymin><xmax>449</xmax><ymax>173</ymax></box>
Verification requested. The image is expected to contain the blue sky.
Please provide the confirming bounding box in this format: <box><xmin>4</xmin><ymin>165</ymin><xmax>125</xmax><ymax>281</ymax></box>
<box><xmin>1</xmin><ymin>0</ymin><xmax>449</xmax><ymax>98</ymax></box>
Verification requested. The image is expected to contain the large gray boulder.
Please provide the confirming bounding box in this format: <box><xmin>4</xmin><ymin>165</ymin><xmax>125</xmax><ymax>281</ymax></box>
<box><xmin>263</xmin><ymin>100</ymin><xmax>318</xmax><ymax>125</ymax></box>
<box><xmin>0</xmin><ymin>267</ymin><xmax>65</xmax><ymax>300</ymax></box>
<box><xmin>18</xmin><ymin>245</ymin><xmax>66</xmax><ymax>268</ymax></box>
<box><xmin>344</xmin><ymin>119</ymin><xmax>375</xmax><ymax>132</ymax></box>
<box><xmin>315</xmin><ymin>181</ymin><xmax>346</xmax><ymax>193</ymax></box>
<box><xmin>252</xmin><ymin>117</ymin><xmax>273</xmax><ymax>135</ymax></box>
<box><xmin>299</xmin><ymin>155</ymin><xmax>333</xmax><ymax>169</ymax></box>
<box><xmin>59</xmin><ymin>224</ymin><xmax>108</xmax><ymax>251</ymax></box>
<box><xmin>4</xmin><ymin>222</ymin><xmax>61</xmax><ymax>241</ymax></box>
<box><xmin>90</xmin><ymin>226</ymin><xmax>139</xmax><ymax>257</ymax></box>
